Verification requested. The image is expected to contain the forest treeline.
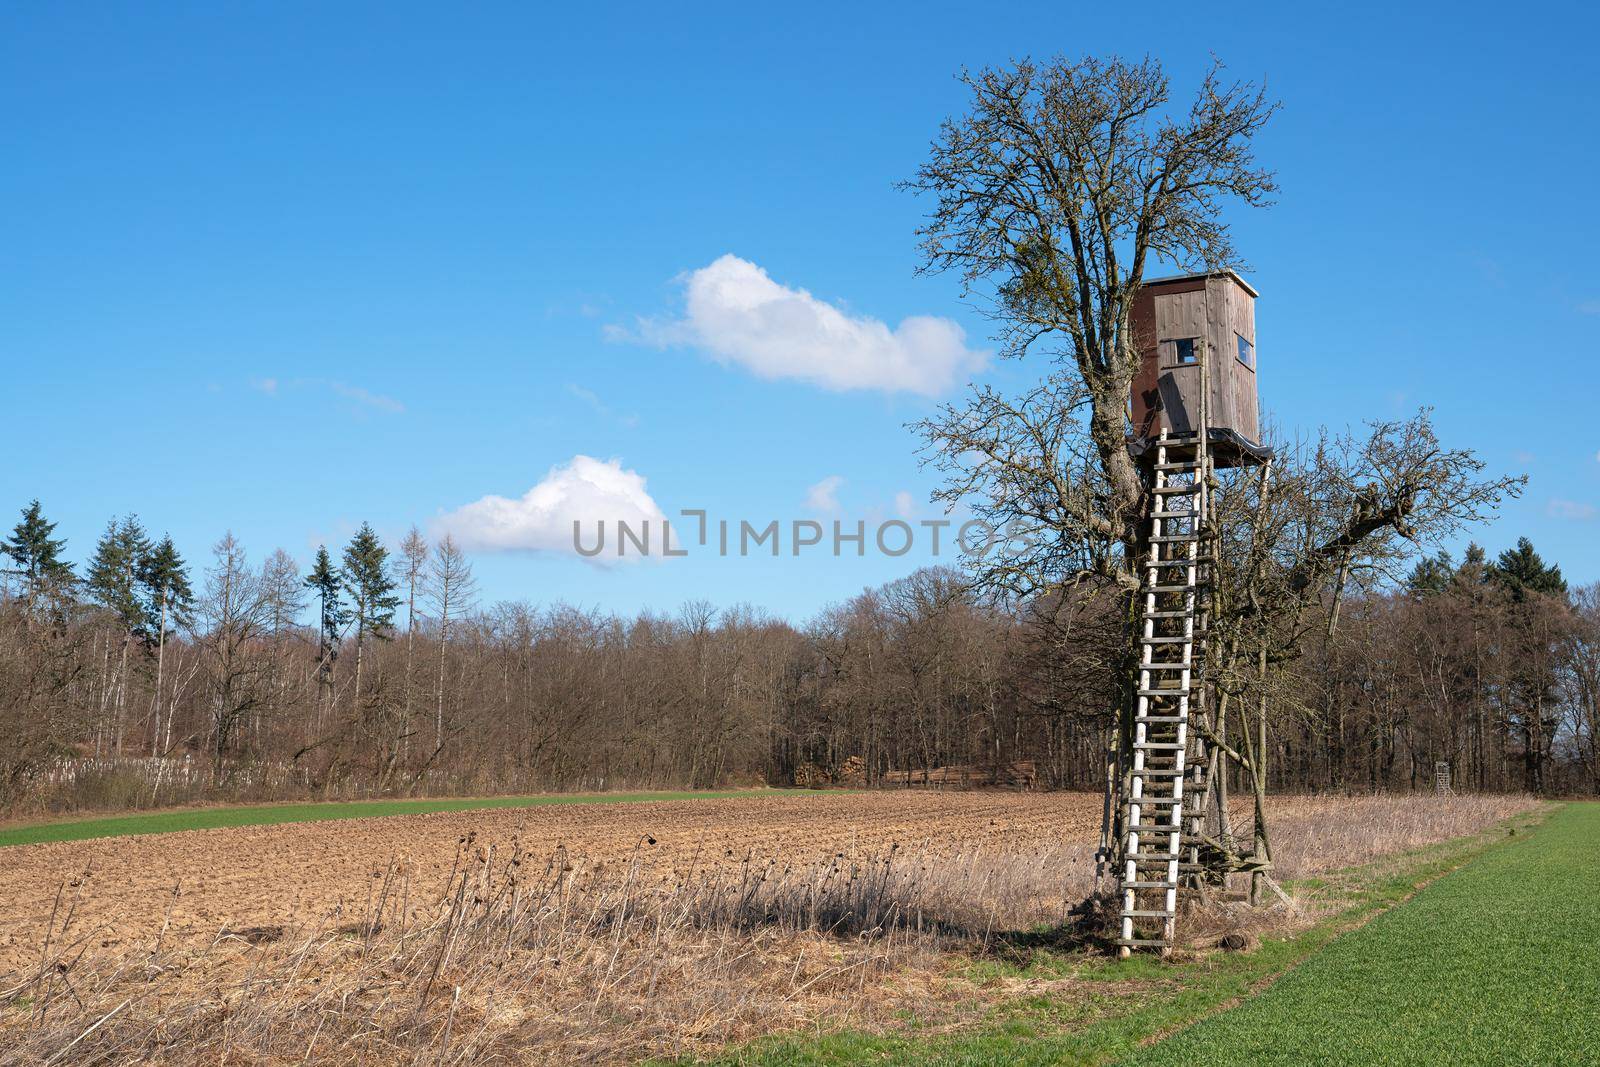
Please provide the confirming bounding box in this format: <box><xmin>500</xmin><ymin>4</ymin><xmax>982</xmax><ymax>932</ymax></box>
<box><xmin>1</xmin><ymin>500</ymin><xmax>1596</xmax><ymax>814</ymax></box>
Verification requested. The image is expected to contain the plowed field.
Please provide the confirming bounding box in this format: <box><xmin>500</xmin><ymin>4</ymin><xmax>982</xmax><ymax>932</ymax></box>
<box><xmin>0</xmin><ymin>791</ymin><xmax>1103</xmax><ymax>974</ymax></box>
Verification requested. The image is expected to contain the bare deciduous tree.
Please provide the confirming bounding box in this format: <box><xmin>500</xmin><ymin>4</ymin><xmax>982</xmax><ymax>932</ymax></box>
<box><xmin>905</xmin><ymin>55</ymin><xmax>1279</xmax><ymax>571</ymax></box>
<box><xmin>194</xmin><ymin>533</ymin><xmax>272</xmax><ymax>781</ymax></box>
<box><xmin>424</xmin><ymin>534</ymin><xmax>475</xmax><ymax>756</ymax></box>
<box><xmin>908</xmin><ymin>56</ymin><xmax>1525</xmax><ymax>887</ymax></box>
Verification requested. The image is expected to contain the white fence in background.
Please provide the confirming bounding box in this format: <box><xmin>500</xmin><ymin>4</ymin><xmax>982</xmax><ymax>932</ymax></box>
<box><xmin>36</xmin><ymin>755</ymin><xmax>314</xmax><ymax>792</ymax></box>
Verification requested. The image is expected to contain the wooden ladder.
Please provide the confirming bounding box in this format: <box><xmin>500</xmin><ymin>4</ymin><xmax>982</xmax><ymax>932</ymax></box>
<box><xmin>1118</xmin><ymin>429</ymin><xmax>1213</xmax><ymax>957</ymax></box>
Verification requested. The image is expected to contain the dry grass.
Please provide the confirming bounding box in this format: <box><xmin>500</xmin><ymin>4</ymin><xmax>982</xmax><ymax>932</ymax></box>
<box><xmin>1</xmin><ymin>836</ymin><xmax>988</xmax><ymax>1065</ymax></box>
<box><xmin>1264</xmin><ymin>793</ymin><xmax>1538</xmax><ymax>881</ymax></box>
<box><xmin>1170</xmin><ymin>793</ymin><xmax>1543</xmax><ymax>953</ymax></box>
<box><xmin>0</xmin><ymin>792</ymin><xmax>1539</xmax><ymax>1065</ymax></box>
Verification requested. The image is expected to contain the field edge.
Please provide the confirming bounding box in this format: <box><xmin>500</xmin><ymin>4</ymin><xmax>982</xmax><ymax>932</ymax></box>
<box><xmin>671</xmin><ymin>801</ymin><xmax>1559</xmax><ymax>1067</ymax></box>
<box><xmin>1121</xmin><ymin>800</ymin><xmax>1599</xmax><ymax>1065</ymax></box>
<box><xmin>0</xmin><ymin>788</ymin><xmax>826</xmax><ymax>848</ymax></box>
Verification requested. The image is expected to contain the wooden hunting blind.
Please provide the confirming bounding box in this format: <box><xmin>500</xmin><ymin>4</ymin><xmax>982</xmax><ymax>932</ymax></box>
<box><xmin>1130</xmin><ymin>270</ymin><xmax>1266</xmax><ymax>468</ymax></box>
<box><xmin>1112</xmin><ymin>267</ymin><xmax>1274</xmax><ymax>957</ymax></box>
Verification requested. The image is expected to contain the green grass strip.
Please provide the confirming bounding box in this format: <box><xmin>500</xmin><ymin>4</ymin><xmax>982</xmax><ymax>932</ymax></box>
<box><xmin>1122</xmin><ymin>800</ymin><xmax>1600</xmax><ymax>1065</ymax></box>
<box><xmin>677</xmin><ymin>805</ymin><xmax>1558</xmax><ymax>1066</ymax></box>
<box><xmin>0</xmin><ymin>789</ymin><xmax>815</xmax><ymax>848</ymax></box>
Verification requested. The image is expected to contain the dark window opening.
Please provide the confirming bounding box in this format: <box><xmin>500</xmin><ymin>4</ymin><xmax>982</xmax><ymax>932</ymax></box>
<box><xmin>1173</xmin><ymin>337</ymin><xmax>1198</xmax><ymax>365</ymax></box>
<box><xmin>1236</xmin><ymin>333</ymin><xmax>1254</xmax><ymax>369</ymax></box>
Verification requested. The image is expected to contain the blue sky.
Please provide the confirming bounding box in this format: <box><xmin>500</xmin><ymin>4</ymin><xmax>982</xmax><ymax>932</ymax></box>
<box><xmin>4</xmin><ymin>1</ymin><xmax>1598</xmax><ymax>620</ymax></box>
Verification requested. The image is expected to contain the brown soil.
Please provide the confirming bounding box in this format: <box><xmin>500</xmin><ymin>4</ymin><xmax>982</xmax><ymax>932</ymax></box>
<box><xmin>0</xmin><ymin>790</ymin><xmax>1103</xmax><ymax>975</ymax></box>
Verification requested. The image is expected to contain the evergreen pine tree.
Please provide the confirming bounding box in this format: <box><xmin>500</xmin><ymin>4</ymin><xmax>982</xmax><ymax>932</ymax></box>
<box><xmin>3</xmin><ymin>499</ymin><xmax>74</xmax><ymax>601</ymax></box>
<box><xmin>139</xmin><ymin>535</ymin><xmax>192</xmax><ymax>756</ymax></box>
<box><xmin>1405</xmin><ymin>549</ymin><xmax>1455</xmax><ymax>598</ymax></box>
<box><xmin>342</xmin><ymin>524</ymin><xmax>400</xmax><ymax>642</ymax></box>
<box><xmin>84</xmin><ymin>515</ymin><xmax>153</xmax><ymax>755</ymax></box>
<box><xmin>86</xmin><ymin>515</ymin><xmax>154</xmax><ymax>638</ymax></box>
<box><xmin>139</xmin><ymin>535</ymin><xmax>194</xmax><ymax>636</ymax></box>
<box><xmin>304</xmin><ymin>545</ymin><xmax>349</xmax><ymax>672</ymax></box>
<box><xmin>342</xmin><ymin>523</ymin><xmax>399</xmax><ymax>713</ymax></box>
<box><xmin>1493</xmin><ymin>537</ymin><xmax>1566</xmax><ymax>602</ymax></box>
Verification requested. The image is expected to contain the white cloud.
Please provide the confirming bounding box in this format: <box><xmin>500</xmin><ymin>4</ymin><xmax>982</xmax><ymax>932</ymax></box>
<box><xmin>805</xmin><ymin>475</ymin><xmax>845</xmax><ymax>513</ymax></box>
<box><xmin>435</xmin><ymin>455</ymin><xmax>667</xmax><ymax>561</ymax></box>
<box><xmin>618</xmin><ymin>254</ymin><xmax>986</xmax><ymax>396</ymax></box>
<box><xmin>248</xmin><ymin>377</ymin><xmax>404</xmax><ymax>414</ymax></box>
<box><xmin>1577</xmin><ymin>299</ymin><xmax>1600</xmax><ymax>316</ymax></box>
<box><xmin>893</xmin><ymin>490</ymin><xmax>918</xmax><ymax>519</ymax></box>
<box><xmin>1547</xmin><ymin>498</ymin><xmax>1597</xmax><ymax>521</ymax></box>
<box><xmin>328</xmin><ymin>381</ymin><xmax>405</xmax><ymax>414</ymax></box>
<box><xmin>568</xmin><ymin>383</ymin><xmax>639</xmax><ymax>428</ymax></box>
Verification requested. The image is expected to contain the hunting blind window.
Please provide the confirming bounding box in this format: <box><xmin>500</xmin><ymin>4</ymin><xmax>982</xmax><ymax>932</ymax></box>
<box><xmin>1236</xmin><ymin>333</ymin><xmax>1254</xmax><ymax>369</ymax></box>
<box><xmin>1174</xmin><ymin>338</ymin><xmax>1197</xmax><ymax>365</ymax></box>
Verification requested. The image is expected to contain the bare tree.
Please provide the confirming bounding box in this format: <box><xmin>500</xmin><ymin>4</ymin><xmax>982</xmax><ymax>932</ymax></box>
<box><xmin>905</xmin><ymin>55</ymin><xmax>1279</xmax><ymax>576</ymax></box>
<box><xmin>908</xmin><ymin>56</ymin><xmax>1525</xmax><ymax>888</ymax></box>
<box><xmin>399</xmin><ymin>527</ymin><xmax>429</xmax><ymax>759</ymax></box>
<box><xmin>260</xmin><ymin>549</ymin><xmax>307</xmax><ymax>637</ymax></box>
<box><xmin>424</xmin><ymin>534</ymin><xmax>476</xmax><ymax>756</ymax></box>
<box><xmin>1567</xmin><ymin>584</ymin><xmax>1600</xmax><ymax>793</ymax></box>
<box><xmin>193</xmin><ymin>533</ymin><xmax>272</xmax><ymax>781</ymax></box>
<box><xmin>0</xmin><ymin>594</ymin><xmax>90</xmax><ymax>807</ymax></box>
<box><xmin>258</xmin><ymin>548</ymin><xmax>307</xmax><ymax>752</ymax></box>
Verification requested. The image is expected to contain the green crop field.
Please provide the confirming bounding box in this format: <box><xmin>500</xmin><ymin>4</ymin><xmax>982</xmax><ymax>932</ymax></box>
<box><xmin>1123</xmin><ymin>801</ymin><xmax>1600</xmax><ymax>1066</ymax></box>
<box><xmin>0</xmin><ymin>788</ymin><xmax>813</xmax><ymax>848</ymax></box>
<box><xmin>687</xmin><ymin>803</ymin><xmax>1595</xmax><ymax>1066</ymax></box>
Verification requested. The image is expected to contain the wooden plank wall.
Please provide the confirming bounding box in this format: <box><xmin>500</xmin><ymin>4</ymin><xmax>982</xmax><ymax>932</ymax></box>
<box><xmin>1224</xmin><ymin>278</ymin><xmax>1258</xmax><ymax>443</ymax></box>
<box><xmin>1153</xmin><ymin>285</ymin><xmax>1206</xmax><ymax>434</ymax></box>
<box><xmin>1137</xmin><ymin>274</ymin><xmax>1259</xmax><ymax>448</ymax></box>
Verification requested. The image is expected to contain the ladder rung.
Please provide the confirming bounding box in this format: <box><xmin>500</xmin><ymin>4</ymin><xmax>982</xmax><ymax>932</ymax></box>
<box><xmin>1144</xmin><ymin>584</ymin><xmax>1196</xmax><ymax>593</ymax></box>
<box><xmin>1128</xmin><ymin>823</ymin><xmax>1182</xmax><ymax>834</ymax></box>
<box><xmin>1122</xmin><ymin>909</ymin><xmax>1175</xmax><ymax>918</ymax></box>
<box><xmin>1115</xmin><ymin>938</ymin><xmax>1171</xmax><ymax>947</ymax></box>
<box><xmin>1130</xmin><ymin>853</ymin><xmax>1181</xmax><ymax>863</ymax></box>
<box><xmin>1140</xmin><ymin>662</ymin><xmax>1191</xmax><ymax>671</ymax></box>
<box><xmin>1137</xmin><ymin>688</ymin><xmax>1191</xmax><ymax>697</ymax></box>
<box><xmin>1145</xmin><ymin>610</ymin><xmax>1192</xmax><ymax>618</ymax></box>
<box><xmin>1150</xmin><ymin>534</ymin><xmax>1202</xmax><ymax>543</ymax></box>
<box><xmin>1122</xmin><ymin>880</ymin><xmax>1177</xmax><ymax>889</ymax></box>
<box><xmin>1154</xmin><ymin>462</ymin><xmax>1200</xmax><ymax>471</ymax></box>
<box><xmin>1128</xmin><ymin>795</ymin><xmax>1182</xmax><ymax>804</ymax></box>
<box><xmin>1141</xmin><ymin>636</ymin><xmax>1191</xmax><ymax>644</ymax></box>
<box><xmin>1152</xmin><ymin>484</ymin><xmax>1201</xmax><ymax>495</ymax></box>
<box><xmin>1149</xmin><ymin>511</ymin><xmax>1198</xmax><ymax>520</ymax></box>
<box><xmin>1146</xmin><ymin>558</ymin><xmax>1203</xmax><ymax>567</ymax></box>
<box><xmin>1136</xmin><ymin>715</ymin><xmax>1186</xmax><ymax>723</ymax></box>
<box><xmin>1134</xmin><ymin>742</ymin><xmax>1185</xmax><ymax>750</ymax></box>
